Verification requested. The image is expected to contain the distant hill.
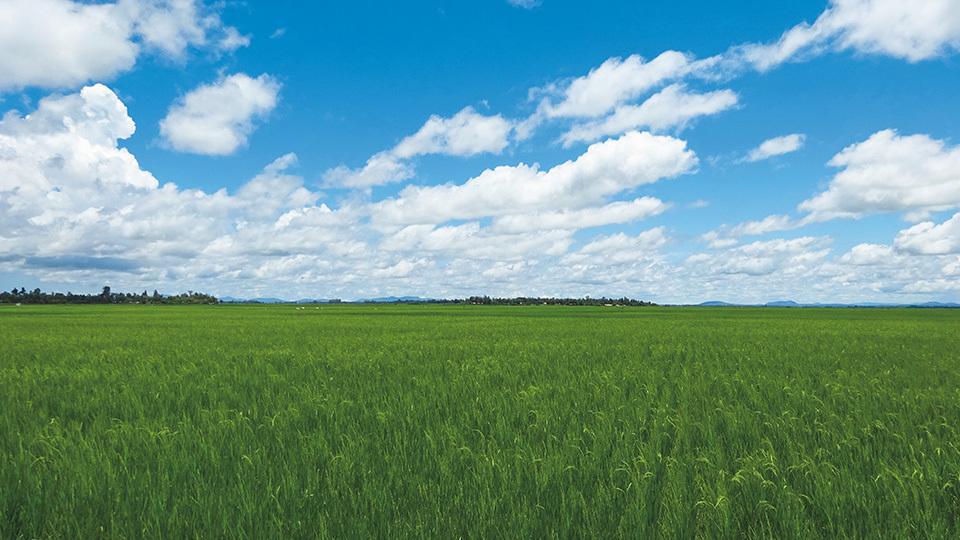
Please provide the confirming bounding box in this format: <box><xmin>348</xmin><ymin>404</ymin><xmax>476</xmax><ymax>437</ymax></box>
<box><xmin>913</xmin><ymin>301</ymin><xmax>960</xmax><ymax>308</ymax></box>
<box><xmin>765</xmin><ymin>300</ymin><xmax>800</xmax><ymax>307</ymax></box>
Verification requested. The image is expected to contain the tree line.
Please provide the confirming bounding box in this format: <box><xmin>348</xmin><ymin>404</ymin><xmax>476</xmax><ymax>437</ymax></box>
<box><xmin>1</xmin><ymin>287</ymin><xmax>219</xmax><ymax>305</ymax></box>
<box><xmin>465</xmin><ymin>296</ymin><xmax>656</xmax><ymax>306</ymax></box>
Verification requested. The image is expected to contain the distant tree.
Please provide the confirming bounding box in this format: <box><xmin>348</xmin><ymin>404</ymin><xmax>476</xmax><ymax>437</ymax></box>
<box><xmin>0</xmin><ymin>286</ymin><xmax>217</xmax><ymax>305</ymax></box>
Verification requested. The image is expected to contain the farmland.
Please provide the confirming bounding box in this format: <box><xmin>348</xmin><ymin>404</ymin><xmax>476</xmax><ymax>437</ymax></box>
<box><xmin>1</xmin><ymin>304</ymin><xmax>959</xmax><ymax>538</ymax></box>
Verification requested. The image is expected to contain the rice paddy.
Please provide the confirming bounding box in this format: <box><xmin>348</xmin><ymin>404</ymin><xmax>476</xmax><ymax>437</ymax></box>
<box><xmin>1</xmin><ymin>304</ymin><xmax>958</xmax><ymax>538</ymax></box>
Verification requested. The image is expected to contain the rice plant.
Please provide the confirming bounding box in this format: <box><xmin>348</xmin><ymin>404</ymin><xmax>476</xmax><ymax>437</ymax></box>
<box><xmin>1</xmin><ymin>304</ymin><xmax>958</xmax><ymax>538</ymax></box>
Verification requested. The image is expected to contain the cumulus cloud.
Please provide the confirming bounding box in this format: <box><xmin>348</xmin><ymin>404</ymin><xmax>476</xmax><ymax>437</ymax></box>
<box><xmin>894</xmin><ymin>212</ymin><xmax>960</xmax><ymax>255</ymax></box>
<box><xmin>560</xmin><ymin>85</ymin><xmax>738</xmax><ymax>146</ymax></box>
<box><xmin>234</xmin><ymin>154</ymin><xmax>316</xmax><ymax>219</ymax></box>
<box><xmin>0</xmin><ymin>0</ymin><xmax>246</xmax><ymax>92</ymax></box>
<box><xmin>0</xmin><ymin>84</ymin><xmax>157</xmax><ymax>237</ymax></box>
<box><xmin>373</xmin><ymin>131</ymin><xmax>697</xmax><ymax>226</ymax></box>
<box><xmin>838</xmin><ymin>243</ymin><xmax>900</xmax><ymax>265</ymax></box>
<box><xmin>507</xmin><ymin>0</ymin><xmax>541</xmax><ymax>9</ymax></box>
<box><xmin>0</xmin><ymin>0</ymin><xmax>137</xmax><ymax>92</ymax></box>
<box><xmin>1</xmin><ymin>84</ymin><xmax>217</xmax><ymax>262</ymax></box>
<box><xmin>521</xmin><ymin>51</ymin><xmax>734</xmax><ymax>142</ymax></box>
<box><xmin>737</xmin><ymin>0</ymin><xmax>960</xmax><ymax>71</ymax></box>
<box><xmin>822</xmin><ymin>237</ymin><xmax>960</xmax><ymax>300</ymax></box>
<box><xmin>799</xmin><ymin>130</ymin><xmax>960</xmax><ymax>221</ymax></box>
<box><xmin>0</xmin><ymin>84</ymin><xmax>346</xmax><ymax>285</ymax></box>
<box><xmin>539</xmin><ymin>51</ymin><xmax>695</xmax><ymax>118</ymax></box>
<box><xmin>392</xmin><ymin>107</ymin><xmax>514</xmax><ymax>158</ymax></box>
<box><xmin>159</xmin><ymin>73</ymin><xmax>281</xmax><ymax>155</ymax></box>
<box><xmin>324</xmin><ymin>107</ymin><xmax>515</xmax><ymax>189</ymax></box>
<box><xmin>741</xmin><ymin>133</ymin><xmax>806</xmax><ymax>163</ymax></box>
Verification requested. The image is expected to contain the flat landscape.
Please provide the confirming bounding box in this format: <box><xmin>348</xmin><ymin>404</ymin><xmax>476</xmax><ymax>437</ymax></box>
<box><xmin>1</xmin><ymin>305</ymin><xmax>959</xmax><ymax>538</ymax></box>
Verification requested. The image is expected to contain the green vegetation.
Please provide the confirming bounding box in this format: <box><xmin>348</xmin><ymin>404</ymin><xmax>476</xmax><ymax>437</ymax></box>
<box><xmin>0</xmin><ymin>286</ymin><xmax>219</xmax><ymax>305</ymax></box>
<box><xmin>1</xmin><ymin>304</ymin><xmax>959</xmax><ymax>538</ymax></box>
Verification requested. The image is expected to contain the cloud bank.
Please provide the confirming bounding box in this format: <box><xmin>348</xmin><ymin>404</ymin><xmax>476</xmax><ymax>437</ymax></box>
<box><xmin>0</xmin><ymin>0</ymin><xmax>246</xmax><ymax>91</ymax></box>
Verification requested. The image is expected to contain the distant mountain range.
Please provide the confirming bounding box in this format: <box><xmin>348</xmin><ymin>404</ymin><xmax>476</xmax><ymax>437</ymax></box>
<box><xmin>697</xmin><ymin>300</ymin><xmax>960</xmax><ymax>308</ymax></box>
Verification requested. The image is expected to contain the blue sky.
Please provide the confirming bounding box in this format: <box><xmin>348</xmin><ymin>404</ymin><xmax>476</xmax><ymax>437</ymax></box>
<box><xmin>2</xmin><ymin>0</ymin><xmax>960</xmax><ymax>303</ymax></box>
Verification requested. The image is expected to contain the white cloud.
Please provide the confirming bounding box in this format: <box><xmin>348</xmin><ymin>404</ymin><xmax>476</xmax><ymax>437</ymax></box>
<box><xmin>838</xmin><ymin>243</ymin><xmax>900</xmax><ymax>265</ymax></box>
<box><xmin>560</xmin><ymin>84</ymin><xmax>738</xmax><ymax>146</ymax></box>
<box><xmin>1</xmin><ymin>84</ymin><xmax>219</xmax><ymax>262</ymax></box>
<box><xmin>234</xmin><ymin>154</ymin><xmax>317</xmax><ymax>219</ymax></box>
<box><xmin>736</xmin><ymin>19</ymin><xmax>831</xmax><ymax>72</ymax></box>
<box><xmin>551</xmin><ymin>228</ymin><xmax>674</xmax><ymax>296</ymax></box>
<box><xmin>741</xmin><ymin>134</ymin><xmax>806</xmax><ymax>163</ymax></box>
<box><xmin>822</xmin><ymin>238</ymin><xmax>960</xmax><ymax>300</ymax></box>
<box><xmin>159</xmin><ymin>73</ymin><xmax>281</xmax><ymax>155</ymax></box>
<box><xmin>700</xmin><ymin>215</ymin><xmax>801</xmax><ymax>249</ymax></box>
<box><xmin>491</xmin><ymin>197</ymin><xmax>668</xmax><ymax>233</ymax></box>
<box><xmin>371</xmin><ymin>259</ymin><xmax>426</xmax><ymax>279</ymax></box>
<box><xmin>374</xmin><ymin>131</ymin><xmax>697</xmax><ymax>226</ymax></box>
<box><xmin>217</xmin><ymin>26</ymin><xmax>251</xmax><ymax>52</ymax></box>
<box><xmin>0</xmin><ymin>84</ymin><xmax>156</xmax><ymax>230</ymax></box>
<box><xmin>392</xmin><ymin>107</ymin><xmax>513</xmax><ymax>159</ymax></box>
<box><xmin>507</xmin><ymin>0</ymin><xmax>541</xmax><ymax>8</ymax></box>
<box><xmin>382</xmin><ymin>223</ymin><xmax>574</xmax><ymax>261</ymax></box>
<box><xmin>894</xmin><ymin>212</ymin><xmax>960</xmax><ymax>255</ymax></box>
<box><xmin>0</xmin><ymin>0</ymin><xmax>138</xmax><ymax>91</ymax></box>
<box><xmin>827</xmin><ymin>0</ymin><xmax>960</xmax><ymax>61</ymax></box>
<box><xmin>0</xmin><ymin>84</ymin><xmax>350</xmax><ymax>286</ymax></box>
<box><xmin>515</xmin><ymin>0</ymin><xmax>960</xmax><ymax>145</ymax></box>
<box><xmin>0</xmin><ymin>0</ymin><xmax>246</xmax><ymax>92</ymax></box>
<box><xmin>738</xmin><ymin>0</ymin><xmax>960</xmax><ymax>71</ymax></box>
<box><xmin>562</xmin><ymin>228</ymin><xmax>670</xmax><ymax>265</ymax></box>
<box><xmin>323</xmin><ymin>153</ymin><xmax>414</xmax><ymax>190</ymax></box>
<box><xmin>481</xmin><ymin>261</ymin><xmax>528</xmax><ymax>280</ymax></box>
<box><xmin>3</xmin><ymin>85</ymin><xmax>648</xmax><ymax>299</ymax></box>
<box><xmin>540</xmin><ymin>51</ymin><xmax>694</xmax><ymax>118</ymax></box>
<box><xmin>324</xmin><ymin>107</ymin><xmax>514</xmax><ymax>189</ymax></box>
<box><xmin>799</xmin><ymin>130</ymin><xmax>960</xmax><ymax>221</ymax></box>
<box><xmin>118</xmin><ymin>0</ymin><xmax>238</xmax><ymax>57</ymax></box>
<box><xmin>687</xmin><ymin>237</ymin><xmax>832</xmax><ymax>277</ymax></box>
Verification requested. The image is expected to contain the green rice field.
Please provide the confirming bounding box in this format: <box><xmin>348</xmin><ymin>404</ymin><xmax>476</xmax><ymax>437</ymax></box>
<box><xmin>1</xmin><ymin>304</ymin><xmax>959</xmax><ymax>538</ymax></box>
